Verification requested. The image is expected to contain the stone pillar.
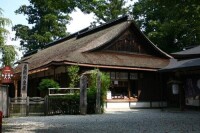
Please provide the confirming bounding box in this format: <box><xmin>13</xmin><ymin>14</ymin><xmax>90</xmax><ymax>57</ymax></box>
<box><xmin>80</xmin><ymin>75</ymin><xmax>87</xmax><ymax>115</ymax></box>
<box><xmin>21</xmin><ymin>63</ymin><xmax>28</xmax><ymax>98</ymax></box>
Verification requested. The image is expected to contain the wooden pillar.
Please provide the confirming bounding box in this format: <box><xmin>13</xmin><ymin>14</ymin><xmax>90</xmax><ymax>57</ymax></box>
<box><xmin>179</xmin><ymin>83</ymin><xmax>184</xmax><ymax>111</ymax></box>
<box><xmin>128</xmin><ymin>72</ymin><xmax>131</xmax><ymax>99</ymax></box>
<box><xmin>96</xmin><ymin>72</ymin><xmax>101</xmax><ymax>114</ymax></box>
<box><xmin>176</xmin><ymin>71</ymin><xmax>184</xmax><ymax>111</ymax></box>
<box><xmin>53</xmin><ymin>66</ymin><xmax>56</xmax><ymax>80</ymax></box>
<box><xmin>14</xmin><ymin>79</ymin><xmax>18</xmax><ymax>98</ymax></box>
<box><xmin>80</xmin><ymin>75</ymin><xmax>87</xmax><ymax>115</ymax></box>
<box><xmin>159</xmin><ymin>73</ymin><xmax>164</xmax><ymax>110</ymax></box>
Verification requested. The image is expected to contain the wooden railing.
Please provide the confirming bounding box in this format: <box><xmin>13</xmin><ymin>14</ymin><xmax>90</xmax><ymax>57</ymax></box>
<box><xmin>8</xmin><ymin>94</ymin><xmax>96</xmax><ymax>116</ymax></box>
<box><xmin>48</xmin><ymin>88</ymin><xmax>80</xmax><ymax>96</ymax></box>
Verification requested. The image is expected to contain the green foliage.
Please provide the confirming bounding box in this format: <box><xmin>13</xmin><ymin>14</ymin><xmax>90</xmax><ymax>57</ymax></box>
<box><xmin>48</xmin><ymin>95</ymin><xmax>80</xmax><ymax>115</ymax></box>
<box><xmin>0</xmin><ymin>8</ymin><xmax>17</xmax><ymax>67</ymax></box>
<box><xmin>48</xmin><ymin>93</ymin><xmax>96</xmax><ymax>114</ymax></box>
<box><xmin>78</xmin><ymin>0</ymin><xmax>132</xmax><ymax>25</ymax></box>
<box><xmin>132</xmin><ymin>0</ymin><xmax>200</xmax><ymax>52</ymax></box>
<box><xmin>13</xmin><ymin>0</ymin><xmax>77</xmax><ymax>52</ymax></box>
<box><xmin>0</xmin><ymin>45</ymin><xmax>17</xmax><ymax>66</ymax></box>
<box><xmin>38</xmin><ymin>79</ymin><xmax>60</xmax><ymax>92</ymax></box>
<box><xmin>67</xmin><ymin>65</ymin><xmax>80</xmax><ymax>88</ymax></box>
<box><xmin>87</xmin><ymin>69</ymin><xmax>111</xmax><ymax>110</ymax></box>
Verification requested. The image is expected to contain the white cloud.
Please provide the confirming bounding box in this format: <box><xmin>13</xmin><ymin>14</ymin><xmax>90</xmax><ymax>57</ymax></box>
<box><xmin>67</xmin><ymin>8</ymin><xmax>95</xmax><ymax>33</ymax></box>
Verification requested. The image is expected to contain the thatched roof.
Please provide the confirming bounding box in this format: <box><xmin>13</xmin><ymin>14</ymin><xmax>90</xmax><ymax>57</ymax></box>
<box><xmin>15</xmin><ymin>16</ymin><xmax>171</xmax><ymax>73</ymax></box>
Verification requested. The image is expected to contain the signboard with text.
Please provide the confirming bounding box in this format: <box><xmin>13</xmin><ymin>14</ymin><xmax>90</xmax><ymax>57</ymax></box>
<box><xmin>1</xmin><ymin>66</ymin><xmax>14</xmax><ymax>83</ymax></box>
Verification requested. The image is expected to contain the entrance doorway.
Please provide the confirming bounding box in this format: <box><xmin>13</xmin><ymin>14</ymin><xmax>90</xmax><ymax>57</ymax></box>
<box><xmin>131</xmin><ymin>80</ymin><xmax>138</xmax><ymax>98</ymax></box>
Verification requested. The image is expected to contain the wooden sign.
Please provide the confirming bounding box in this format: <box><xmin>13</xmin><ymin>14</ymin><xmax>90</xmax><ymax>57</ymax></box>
<box><xmin>1</xmin><ymin>66</ymin><xmax>14</xmax><ymax>83</ymax></box>
<box><xmin>21</xmin><ymin>63</ymin><xmax>28</xmax><ymax>97</ymax></box>
<box><xmin>130</xmin><ymin>73</ymin><xmax>138</xmax><ymax>80</ymax></box>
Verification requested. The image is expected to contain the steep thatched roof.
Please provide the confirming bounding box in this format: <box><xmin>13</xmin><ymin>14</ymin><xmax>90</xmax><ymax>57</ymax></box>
<box><xmin>15</xmin><ymin>16</ymin><xmax>171</xmax><ymax>73</ymax></box>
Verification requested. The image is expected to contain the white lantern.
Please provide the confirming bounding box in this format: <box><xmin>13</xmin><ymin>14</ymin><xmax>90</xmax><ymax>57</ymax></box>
<box><xmin>172</xmin><ymin>84</ymin><xmax>179</xmax><ymax>95</ymax></box>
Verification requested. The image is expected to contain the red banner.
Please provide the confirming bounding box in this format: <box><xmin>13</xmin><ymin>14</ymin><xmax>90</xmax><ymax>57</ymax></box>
<box><xmin>1</xmin><ymin>66</ymin><xmax>14</xmax><ymax>83</ymax></box>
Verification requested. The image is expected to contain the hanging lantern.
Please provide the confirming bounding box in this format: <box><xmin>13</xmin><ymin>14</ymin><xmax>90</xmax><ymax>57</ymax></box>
<box><xmin>172</xmin><ymin>83</ymin><xmax>179</xmax><ymax>95</ymax></box>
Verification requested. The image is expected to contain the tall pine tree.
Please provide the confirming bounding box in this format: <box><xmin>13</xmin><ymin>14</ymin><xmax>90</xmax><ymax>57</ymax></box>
<box><xmin>13</xmin><ymin>0</ymin><xmax>77</xmax><ymax>52</ymax></box>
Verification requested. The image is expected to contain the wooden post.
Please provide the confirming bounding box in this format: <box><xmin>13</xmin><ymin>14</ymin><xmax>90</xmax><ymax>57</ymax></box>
<box><xmin>8</xmin><ymin>97</ymin><xmax>10</xmax><ymax>117</ymax></box>
<box><xmin>179</xmin><ymin>83</ymin><xmax>184</xmax><ymax>111</ymax></box>
<box><xmin>159</xmin><ymin>73</ymin><xmax>164</xmax><ymax>110</ymax></box>
<box><xmin>26</xmin><ymin>97</ymin><xmax>29</xmax><ymax>116</ymax></box>
<box><xmin>0</xmin><ymin>111</ymin><xmax>2</xmax><ymax>133</ymax></box>
<box><xmin>96</xmin><ymin>72</ymin><xmax>101</xmax><ymax>114</ymax></box>
<box><xmin>128</xmin><ymin>72</ymin><xmax>131</xmax><ymax>98</ymax></box>
<box><xmin>80</xmin><ymin>75</ymin><xmax>87</xmax><ymax>115</ymax></box>
<box><xmin>14</xmin><ymin>80</ymin><xmax>18</xmax><ymax>98</ymax></box>
<box><xmin>44</xmin><ymin>96</ymin><xmax>49</xmax><ymax>116</ymax></box>
<box><xmin>53</xmin><ymin>66</ymin><xmax>56</xmax><ymax>80</ymax></box>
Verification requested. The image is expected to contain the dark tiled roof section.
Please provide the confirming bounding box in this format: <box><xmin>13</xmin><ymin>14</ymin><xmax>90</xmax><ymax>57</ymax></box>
<box><xmin>171</xmin><ymin>45</ymin><xmax>200</xmax><ymax>59</ymax></box>
<box><xmin>160</xmin><ymin>58</ymin><xmax>200</xmax><ymax>72</ymax></box>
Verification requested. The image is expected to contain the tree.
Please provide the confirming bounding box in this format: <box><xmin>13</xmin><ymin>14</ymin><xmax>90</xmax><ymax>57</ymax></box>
<box><xmin>132</xmin><ymin>0</ymin><xmax>200</xmax><ymax>53</ymax></box>
<box><xmin>0</xmin><ymin>8</ymin><xmax>17</xmax><ymax>66</ymax></box>
<box><xmin>13</xmin><ymin>0</ymin><xmax>77</xmax><ymax>52</ymax></box>
<box><xmin>67</xmin><ymin>65</ymin><xmax>80</xmax><ymax>88</ymax></box>
<box><xmin>78</xmin><ymin>0</ymin><xmax>133</xmax><ymax>25</ymax></box>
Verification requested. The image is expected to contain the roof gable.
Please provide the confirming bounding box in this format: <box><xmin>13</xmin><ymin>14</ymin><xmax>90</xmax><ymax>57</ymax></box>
<box><xmin>87</xmin><ymin>23</ymin><xmax>172</xmax><ymax>58</ymax></box>
<box><xmin>101</xmin><ymin>29</ymin><xmax>151</xmax><ymax>55</ymax></box>
<box><xmin>16</xmin><ymin>16</ymin><xmax>171</xmax><ymax>73</ymax></box>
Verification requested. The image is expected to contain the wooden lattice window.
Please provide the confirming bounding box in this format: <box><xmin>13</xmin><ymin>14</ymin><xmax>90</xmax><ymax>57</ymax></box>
<box><xmin>106</xmin><ymin>34</ymin><xmax>141</xmax><ymax>53</ymax></box>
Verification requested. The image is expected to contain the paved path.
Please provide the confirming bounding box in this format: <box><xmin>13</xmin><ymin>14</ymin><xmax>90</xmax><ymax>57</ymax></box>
<box><xmin>2</xmin><ymin>109</ymin><xmax>200</xmax><ymax>133</ymax></box>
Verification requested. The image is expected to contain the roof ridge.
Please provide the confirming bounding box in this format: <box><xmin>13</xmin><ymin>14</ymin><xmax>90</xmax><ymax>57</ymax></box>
<box><xmin>76</xmin><ymin>15</ymin><xmax>129</xmax><ymax>38</ymax></box>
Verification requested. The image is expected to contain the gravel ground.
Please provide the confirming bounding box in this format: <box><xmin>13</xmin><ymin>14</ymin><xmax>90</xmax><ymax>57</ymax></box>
<box><xmin>2</xmin><ymin>109</ymin><xmax>200</xmax><ymax>133</ymax></box>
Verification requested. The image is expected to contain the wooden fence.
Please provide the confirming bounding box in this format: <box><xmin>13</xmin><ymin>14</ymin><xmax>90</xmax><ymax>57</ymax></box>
<box><xmin>8</xmin><ymin>96</ymin><xmax>82</xmax><ymax>116</ymax></box>
<box><xmin>9</xmin><ymin>97</ymin><xmax>46</xmax><ymax>117</ymax></box>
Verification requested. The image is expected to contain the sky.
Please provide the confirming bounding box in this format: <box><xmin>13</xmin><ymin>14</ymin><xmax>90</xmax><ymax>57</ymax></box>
<box><xmin>0</xmin><ymin>0</ymin><xmax>94</xmax><ymax>58</ymax></box>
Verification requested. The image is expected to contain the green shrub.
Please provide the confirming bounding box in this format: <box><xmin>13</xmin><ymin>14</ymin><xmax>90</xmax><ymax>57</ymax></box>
<box><xmin>38</xmin><ymin>79</ymin><xmax>60</xmax><ymax>92</ymax></box>
<box><xmin>48</xmin><ymin>95</ymin><xmax>80</xmax><ymax>115</ymax></box>
<box><xmin>87</xmin><ymin>69</ymin><xmax>111</xmax><ymax>113</ymax></box>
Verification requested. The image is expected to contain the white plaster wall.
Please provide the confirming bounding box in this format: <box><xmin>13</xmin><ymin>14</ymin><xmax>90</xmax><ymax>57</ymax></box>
<box><xmin>106</xmin><ymin>102</ymin><xmax>130</xmax><ymax>109</ymax></box>
<box><xmin>130</xmin><ymin>102</ymin><xmax>150</xmax><ymax>108</ymax></box>
<box><xmin>105</xmin><ymin>101</ymin><xmax>168</xmax><ymax>109</ymax></box>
